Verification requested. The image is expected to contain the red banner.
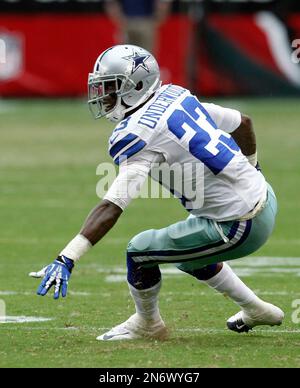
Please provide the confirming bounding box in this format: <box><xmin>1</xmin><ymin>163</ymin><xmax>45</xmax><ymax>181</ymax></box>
<box><xmin>0</xmin><ymin>14</ymin><xmax>118</xmax><ymax>96</ymax></box>
<box><xmin>0</xmin><ymin>13</ymin><xmax>193</xmax><ymax>97</ymax></box>
<box><xmin>0</xmin><ymin>13</ymin><xmax>299</xmax><ymax>97</ymax></box>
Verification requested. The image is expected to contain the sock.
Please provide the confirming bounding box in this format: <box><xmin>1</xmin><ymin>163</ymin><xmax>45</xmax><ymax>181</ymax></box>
<box><xmin>204</xmin><ymin>262</ymin><xmax>264</xmax><ymax>314</ymax></box>
<box><xmin>128</xmin><ymin>281</ymin><xmax>162</xmax><ymax>322</ymax></box>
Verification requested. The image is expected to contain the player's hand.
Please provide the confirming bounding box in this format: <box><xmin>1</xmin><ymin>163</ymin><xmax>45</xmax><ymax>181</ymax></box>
<box><xmin>29</xmin><ymin>256</ymin><xmax>74</xmax><ymax>299</ymax></box>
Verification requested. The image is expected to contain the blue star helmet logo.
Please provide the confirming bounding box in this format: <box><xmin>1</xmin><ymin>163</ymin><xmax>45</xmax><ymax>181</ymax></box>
<box><xmin>123</xmin><ymin>51</ymin><xmax>151</xmax><ymax>74</ymax></box>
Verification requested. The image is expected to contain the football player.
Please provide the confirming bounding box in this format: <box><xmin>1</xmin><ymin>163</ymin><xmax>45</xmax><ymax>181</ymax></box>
<box><xmin>30</xmin><ymin>45</ymin><xmax>284</xmax><ymax>340</ymax></box>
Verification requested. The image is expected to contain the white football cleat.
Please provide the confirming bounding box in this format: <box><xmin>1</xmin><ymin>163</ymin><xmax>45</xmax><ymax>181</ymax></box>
<box><xmin>227</xmin><ymin>302</ymin><xmax>284</xmax><ymax>333</ymax></box>
<box><xmin>97</xmin><ymin>313</ymin><xmax>168</xmax><ymax>341</ymax></box>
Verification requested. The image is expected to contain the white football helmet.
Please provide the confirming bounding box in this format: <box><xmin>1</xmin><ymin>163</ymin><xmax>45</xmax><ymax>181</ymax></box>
<box><xmin>88</xmin><ymin>45</ymin><xmax>161</xmax><ymax>123</ymax></box>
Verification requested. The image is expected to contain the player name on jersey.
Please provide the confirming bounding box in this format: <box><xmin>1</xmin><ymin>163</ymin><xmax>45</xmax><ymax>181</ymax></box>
<box><xmin>138</xmin><ymin>85</ymin><xmax>185</xmax><ymax>129</ymax></box>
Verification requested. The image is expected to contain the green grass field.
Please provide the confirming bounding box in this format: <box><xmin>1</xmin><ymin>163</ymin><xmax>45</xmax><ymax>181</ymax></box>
<box><xmin>0</xmin><ymin>97</ymin><xmax>300</xmax><ymax>368</ymax></box>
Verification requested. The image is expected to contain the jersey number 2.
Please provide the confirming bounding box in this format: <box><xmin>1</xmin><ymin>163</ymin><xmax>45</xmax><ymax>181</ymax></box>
<box><xmin>167</xmin><ymin>96</ymin><xmax>240</xmax><ymax>174</ymax></box>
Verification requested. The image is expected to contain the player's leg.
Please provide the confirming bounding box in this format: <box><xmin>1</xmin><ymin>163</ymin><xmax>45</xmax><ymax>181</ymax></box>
<box><xmin>181</xmin><ymin>262</ymin><xmax>283</xmax><ymax>333</ymax></box>
<box><xmin>98</xmin><ymin>214</ymin><xmax>232</xmax><ymax>341</ymax></box>
<box><xmin>97</xmin><ymin>257</ymin><xmax>167</xmax><ymax>341</ymax></box>
<box><xmin>177</xmin><ymin>185</ymin><xmax>284</xmax><ymax>332</ymax></box>
<box><xmin>126</xmin><ymin>182</ymin><xmax>283</xmax><ymax>334</ymax></box>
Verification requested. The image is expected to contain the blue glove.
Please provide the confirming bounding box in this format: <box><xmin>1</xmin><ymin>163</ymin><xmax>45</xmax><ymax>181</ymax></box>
<box><xmin>36</xmin><ymin>256</ymin><xmax>74</xmax><ymax>299</ymax></box>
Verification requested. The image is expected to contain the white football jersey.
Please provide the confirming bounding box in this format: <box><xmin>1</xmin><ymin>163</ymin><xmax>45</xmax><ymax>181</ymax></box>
<box><xmin>105</xmin><ymin>84</ymin><xmax>267</xmax><ymax>221</ymax></box>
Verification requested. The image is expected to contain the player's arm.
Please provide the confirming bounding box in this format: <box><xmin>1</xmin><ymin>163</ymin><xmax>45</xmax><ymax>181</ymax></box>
<box><xmin>30</xmin><ymin>158</ymin><xmax>151</xmax><ymax>299</ymax></box>
<box><xmin>77</xmin><ymin>155</ymin><xmax>151</xmax><ymax>245</ymax></box>
<box><xmin>79</xmin><ymin>200</ymin><xmax>122</xmax><ymax>246</ymax></box>
<box><xmin>79</xmin><ymin>134</ymin><xmax>155</xmax><ymax>247</ymax></box>
<box><xmin>230</xmin><ymin>114</ymin><xmax>258</xmax><ymax>167</ymax></box>
<box><xmin>202</xmin><ymin>102</ymin><xmax>258</xmax><ymax>168</ymax></box>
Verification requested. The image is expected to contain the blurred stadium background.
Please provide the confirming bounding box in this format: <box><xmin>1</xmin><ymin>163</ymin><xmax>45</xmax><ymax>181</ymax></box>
<box><xmin>1</xmin><ymin>0</ymin><xmax>300</xmax><ymax>96</ymax></box>
<box><xmin>1</xmin><ymin>0</ymin><xmax>300</xmax><ymax>368</ymax></box>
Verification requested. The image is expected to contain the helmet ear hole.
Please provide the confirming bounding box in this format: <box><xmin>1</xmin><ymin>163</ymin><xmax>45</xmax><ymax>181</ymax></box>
<box><xmin>135</xmin><ymin>81</ymin><xmax>143</xmax><ymax>91</ymax></box>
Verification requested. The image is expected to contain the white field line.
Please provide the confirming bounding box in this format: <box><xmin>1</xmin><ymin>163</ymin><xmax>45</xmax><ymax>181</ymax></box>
<box><xmin>103</xmin><ymin>269</ymin><xmax>300</xmax><ymax>282</ymax></box>
<box><xmin>0</xmin><ymin>237</ymin><xmax>128</xmax><ymax>245</ymax></box>
<box><xmin>230</xmin><ymin>256</ymin><xmax>300</xmax><ymax>267</ymax></box>
<box><xmin>1</xmin><ymin>290</ymin><xmax>299</xmax><ymax>298</ymax></box>
<box><xmin>83</xmin><ymin>256</ymin><xmax>300</xmax><ymax>271</ymax></box>
<box><xmin>1</xmin><ymin>237</ymin><xmax>300</xmax><ymax>245</ymax></box>
<box><xmin>1</xmin><ymin>326</ymin><xmax>300</xmax><ymax>335</ymax></box>
<box><xmin>0</xmin><ymin>316</ymin><xmax>53</xmax><ymax>324</ymax></box>
<box><xmin>82</xmin><ymin>256</ymin><xmax>300</xmax><ymax>281</ymax></box>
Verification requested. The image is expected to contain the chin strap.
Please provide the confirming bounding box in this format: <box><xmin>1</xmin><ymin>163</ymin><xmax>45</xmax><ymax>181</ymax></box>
<box><xmin>107</xmin><ymin>79</ymin><xmax>162</xmax><ymax>123</ymax></box>
<box><xmin>106</xmin><ymin>99</ymin><xmax>127</xmax><ymax>123</ymax></box>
